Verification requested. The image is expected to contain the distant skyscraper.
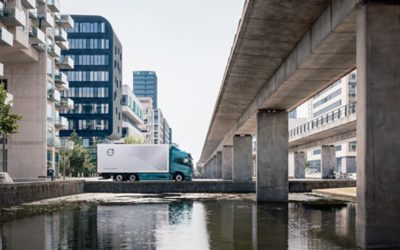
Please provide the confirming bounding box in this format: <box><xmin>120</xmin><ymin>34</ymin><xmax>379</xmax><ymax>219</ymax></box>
<box><xmin>133</xmin><ymin>71</ymin><xmax>158</xmax><ymax>109</ymax></box>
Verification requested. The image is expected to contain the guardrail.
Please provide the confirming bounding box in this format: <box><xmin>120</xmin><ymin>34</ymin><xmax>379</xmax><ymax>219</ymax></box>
<box><xmin>289</xmin><ymin>102</ymin><xmax>356</xmax><ymax>139</ymax></box>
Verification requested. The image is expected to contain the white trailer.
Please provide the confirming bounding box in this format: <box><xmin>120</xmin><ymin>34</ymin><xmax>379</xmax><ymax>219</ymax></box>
<box><xmin>97</xmin><ymin>144</ymin><xmax>170</xmax><ymax>175</ymax></box>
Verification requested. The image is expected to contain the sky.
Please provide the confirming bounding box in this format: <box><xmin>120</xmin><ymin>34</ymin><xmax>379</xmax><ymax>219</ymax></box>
<box><xmin>62</xmin><ymin>0</ymin><xmax>246</xmax><ymax>163</ymax></box>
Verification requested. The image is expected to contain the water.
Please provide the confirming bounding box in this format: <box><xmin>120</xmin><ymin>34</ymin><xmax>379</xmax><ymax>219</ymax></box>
<box><xmin>0</xmin><ymin>199</ymin><xmax>357</xmax><ymax>250</ymax></box>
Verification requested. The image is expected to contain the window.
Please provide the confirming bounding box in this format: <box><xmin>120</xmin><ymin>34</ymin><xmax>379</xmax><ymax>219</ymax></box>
<box><xmin>65</xmin><ymin>71</ymin><xmax>109</xmax><ymax>82</ymax></box>
<box><xmin>349</xmin><ymin>141</ymin><xmax>357</xmax><ymax>152</ymax></box>
<box><xmin>313</xmin><ymin>100</ymin><xmax>342</xmax><ymax>118</ymax></box>
<box><xmin>47</xmin><ymin>103</ymin><xmax>53</xmax><ymax>123</ymax></box>
<box><xmin>313</xmin><ymin>149</ymin><xmax>321</xmax><ymax>155</ymax></box>
<box><xmin>68</xmin><ymin>39</ymin><xmax>109</xmax><ymax>49</ymax></box>
<box><xmin>69</xmin><ymin>55</ymin><xmax>109</xmax><ymax>66</ymax></box>
<box><xmin>69</xmin><ymin>22</ymin><xmax>106</xmax><ymax>33</ymax></box>
<box><xmin>335</xmin><ymin>145</ymin><xmax>342</xmax><ymax>152</ymax></box>
<box><xmin>47</xmin><ymin>58</ymin><xmax>53</xmax><ymax>76</ymax></box>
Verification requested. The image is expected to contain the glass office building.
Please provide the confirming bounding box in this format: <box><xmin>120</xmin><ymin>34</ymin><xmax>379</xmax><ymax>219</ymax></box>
<box><xmin>133</xmin><ymin>71</ymin><xmax>158</xmax><ymax>109</ymax></box>
<box><xmin>60</xmin><ymin>15</ymin><xmax>122</xmax><ymax>140</ymax></box>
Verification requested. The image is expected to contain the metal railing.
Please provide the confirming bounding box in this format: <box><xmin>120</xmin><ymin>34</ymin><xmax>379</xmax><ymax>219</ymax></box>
<box><xmin>289</xmin><ymin>102</ymin><xmax>356</xmax><ymax>139</ymax></box>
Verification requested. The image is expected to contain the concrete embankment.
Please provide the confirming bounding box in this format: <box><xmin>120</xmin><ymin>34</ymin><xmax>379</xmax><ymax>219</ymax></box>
<box><xmin>0</xmin><ymin>179</ymin><xmax>356</xmax><ymax>207</ymax></box>
<box><xmin>85</xmin><ymin>179</ymin><xmax>356</xmax><ymax>193</ymax></box>
<box><xmin>288</xmin><ymin>179</ymin><xmax>356</xmax><ymax>192</ymax></box>
<box><xmin>0</xmin><ymin>181</ymin><xmax>84</xmax><ymax>207</ymax></box>
<box><xmin>84</xmin><ymin>181</ymin><xmax>255</xmax><ymax>193</ymax></box>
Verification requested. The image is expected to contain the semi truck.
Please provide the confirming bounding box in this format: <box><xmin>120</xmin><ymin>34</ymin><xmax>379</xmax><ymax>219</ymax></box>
<box><xmin>97</xmin><ymin>144</ymin><xmax>193</xmax><ymax>181</ymax></box>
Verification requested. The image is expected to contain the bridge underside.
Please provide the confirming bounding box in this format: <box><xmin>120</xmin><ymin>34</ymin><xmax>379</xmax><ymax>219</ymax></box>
<box><xmin>200</xmin><ymin>0</ymin><xmax>357</xmax><ymax>163</ymax></box>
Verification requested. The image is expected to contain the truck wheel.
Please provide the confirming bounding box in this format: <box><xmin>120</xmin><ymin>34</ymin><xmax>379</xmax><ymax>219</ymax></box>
<box><xmin>114</xmin><ymin>174</ymin><xmax>124</xmax><ymax>182</ymax></box>
<box><xmin>174</xmin><ymin>173</ymin><xmax>184</xmax><ymax>182</ymax></box>
<box><xmin>128</xmin><ymin>174</ymin><xmax>138</xmax><ymax>182</ymax></box>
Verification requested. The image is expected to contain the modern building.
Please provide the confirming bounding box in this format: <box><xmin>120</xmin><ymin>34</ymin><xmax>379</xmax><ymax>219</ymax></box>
<box><xmin>290</xmin><ymin>70</ymin><xmax>357</xmax><ymax>176</ymax></box>
<box><xmin>153</xmin><ymin>109</ymin><xmax>172</xmax><ymax>144</ymax></box>
<box><xmin>133</xmin><ymin>71</ymin><xmax>157</xmax><ymax>109</ymax></box>
<box><xmin>306</xmin><ymin>71</ymin><xmax>357</xmax><ymax>174</ymax></box>
<box><xmin>60</xmin><ymin>15</ymin><xmax>123</xmax><ymax>146</ymax></box>
<box><xmin>0</xmin><ymin>0</ymin><xmax>74</xmax><ymax>179</ymax></box>
<box><xmin>121</xmin><ymin>85</ymin><xmax>144</xmax><ymax>141</ymax></box>
<box><xmin>138</xmin><ymin>96</ymin><xmax>154</xmax><ymax>144</ymax></box>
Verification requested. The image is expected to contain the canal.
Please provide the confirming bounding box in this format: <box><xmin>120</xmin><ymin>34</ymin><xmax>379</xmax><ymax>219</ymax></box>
<box><xmin>0</xmin><ymin>194</ymin><xmax>356</xmax><ymax>249</ymax></box>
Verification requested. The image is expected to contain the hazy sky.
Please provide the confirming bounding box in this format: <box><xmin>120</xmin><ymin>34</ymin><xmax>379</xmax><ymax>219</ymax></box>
<box><xmin>62</xmin><ymin>0</ymin><xmax>246</xmax><ymax>162</ymax></box>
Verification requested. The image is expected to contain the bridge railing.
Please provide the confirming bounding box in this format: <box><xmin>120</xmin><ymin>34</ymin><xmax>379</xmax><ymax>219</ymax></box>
<box><xmin>289</xmin><ymin>102</ymin><xmax>356</xmax><ymax>139</ymax></box>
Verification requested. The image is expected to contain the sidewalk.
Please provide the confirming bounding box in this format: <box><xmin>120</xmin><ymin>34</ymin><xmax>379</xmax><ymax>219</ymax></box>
<box><xmin>312</xmin><ymin>187</ymin><xmax>356</xmax><ymax>202</ymax></box>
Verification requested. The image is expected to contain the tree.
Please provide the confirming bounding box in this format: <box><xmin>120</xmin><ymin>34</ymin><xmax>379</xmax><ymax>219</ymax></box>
<box><xmin>65</xmin><ymin>130</ymin><xmax>95</xmax><ymax>177</ymax></box>
<box><xmin>0</xmin><ymin>85</ymin><xmax>22</xmax><ymax>172</ymax></box>
<box><xmin>124</xmin><ymin>135</ymin><xmax>144</xmax><ymax>144</ymax></box>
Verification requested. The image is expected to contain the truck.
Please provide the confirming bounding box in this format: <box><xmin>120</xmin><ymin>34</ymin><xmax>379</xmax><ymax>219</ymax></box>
<box><xmin>97</xmin><ymin>144</ymin><xmax>193</xmax><ymax>181</ymax></box>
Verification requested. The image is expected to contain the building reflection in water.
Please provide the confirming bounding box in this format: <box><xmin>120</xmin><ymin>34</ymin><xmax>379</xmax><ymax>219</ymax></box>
<box><xmin>0</xmin><ymin>200</ymin><xmax>357</xmax><ymax>249</ymax></box>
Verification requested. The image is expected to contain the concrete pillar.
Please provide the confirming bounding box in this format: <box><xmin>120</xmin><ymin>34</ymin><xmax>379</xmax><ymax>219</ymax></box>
<box><xmin>321</xmin><ymin>145</ymin><xmax>335</xmax><ymax>179</ymax></box>
<box><xmin>356</xmin><ymin>2</ymin><xmax>400</xmax><ymax>248</ymax></box>
<box><xmin>232</xmin><ymin>135</ymin><xmax>253</xmax><ymax>182</ymax></box>
<box><xmin>294</xmin><ymin>151</ymin><xmax>306</xmax><ymax>179</ymax></box>
<box><xmin>216</xmin><ymin>151</ymin><xmax>222</xmax><ymax>179</ymax></box>
<box><xmin>212</xmin><ymin>156</ymin><xmax>217</xmax><ymax>179</ymax></box>
<box><xmin>222</xmin><ymin>145</ymin><xmax>233</xmax><ymax>180</ymax></box>
<box><xmin>211</xmin><ymin>156</ymin><xmax>216</xmax><ymax>179</ymax></box>
<box><xmin>256</xmin><ymin>109</ymin><xmax>288</xmax><ymax>202</ymax></box>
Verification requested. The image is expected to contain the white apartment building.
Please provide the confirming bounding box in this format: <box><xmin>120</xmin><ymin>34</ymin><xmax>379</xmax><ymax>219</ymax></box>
<box><xmin>138</xmin><ymin>96</ymin><xmax>154</xmax><ymax>144</ymax></box>
<box><xmin>0</xmin><ymin>0</ymin><xmax>74</xmax><ymax>179</ymax></box>
<box><xmin>121</xmin><ymin>85</ymin><xmax>144</xmax><ymax>141</ymax></box>
<box><xmin>303</xmin><ymin>70</ymin><xmax>357</xmax><ymax>174</ymax></box>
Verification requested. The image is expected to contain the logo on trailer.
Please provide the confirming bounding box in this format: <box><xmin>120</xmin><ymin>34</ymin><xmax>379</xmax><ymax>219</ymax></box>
<box><xmin>107</xmin><ymin>149</ymin><xmax>114</xmax><ymax>156</ymax></box>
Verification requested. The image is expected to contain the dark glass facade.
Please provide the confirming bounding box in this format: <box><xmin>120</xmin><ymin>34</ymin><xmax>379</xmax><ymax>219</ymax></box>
<box><xmin>133</xmin><ymin>71</ymin><xmax>157</xmax><ymax>109</ymax></box>
<box><xmin>60</xmin><ymin>15</ymin><xmax>122</xmax><ymax>140</ymax></box>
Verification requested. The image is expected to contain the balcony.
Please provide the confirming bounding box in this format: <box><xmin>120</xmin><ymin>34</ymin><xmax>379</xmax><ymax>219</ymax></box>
<box><xmin>47</xmin><ymin>44</ymin><xmax>61</xmax><ymax>57</ymax></box>
<box><xmin>54</xmin><ymin>137</ymin><xmax>61</xmax><ymax>148</ymax></box>
<box><xmin>55</xmin><ymin>116</ymin><xmax>68</xmax><ymax>129</ymax></box>
<box><xmin>57</xmin><ymin>40</ymin><xmax>68</xmax><ymax>50</ymax></box>
<box><xmin>47</xmin><ymin>137</ymin><xmax>55</xmax><ymax>147</ymax></box>
<box><xmin>29</xmin><ymin>26</ymin><xmax>46</xmax><ymax>45</ymax></box>
<box><xmin>0</xmin><ymin>27</ymin><xmax>14</xmax><ymax>47</ymax></box>
<box><xmin>47</xmin><ymin>0</ymin><xmax>60</xmax><ymax>13</ymax></box>
<box><xmin>38</xmin><ymin>12</ymin><xmax>54</xmax><ymax>28</ymax></box>
<box><xmin>58</xmin><ymin>97</ymin><xmax>73</xmax><ymax>109</ymax></box>
<box><xmin>54</xmin><ymin>28</ymin><xmax>67</xmax><ymax>42</ymax></box>
<box><xmin>56</xmin><ymin>56</ymin><xmax>74</xmax><ymax>69</ymax></box>
<box><xmin>22</xmin><ymin>0</ymin><xmax>36</xmax><ymax>9</ymax></box>
<box><xmin>48</xmin><ymin>88</ymin><xmax>60</xmax><ymax>103</ymax></box>
<box><xmin>56</xmin><ymin>14</ymin><xmax>74</xmax><ymax>29</ymax></box>
<box><xmin>54</xmin><ymin>72</ymin><xmax>68</xmax><ymax>84</ymax></box>
<box><xmin>1</xmin><ymin>8</ymin><xmax>27</xmax><ymax>27</ymax></box>
<box><xmin>12</xmin><ymin>26</ymin><xmax>29</xmax><ymax>49</ymax></box>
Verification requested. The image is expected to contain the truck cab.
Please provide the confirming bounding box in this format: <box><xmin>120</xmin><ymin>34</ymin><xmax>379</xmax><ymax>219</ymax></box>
<box><xmin>169</xmin><ymin>146</ymin><xmax>193</xmax><ymax>181</ymax></box>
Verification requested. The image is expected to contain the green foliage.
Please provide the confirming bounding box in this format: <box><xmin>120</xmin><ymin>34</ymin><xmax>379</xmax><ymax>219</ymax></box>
<box><xmin>124</xmin><ymin>135</ymin><xmax>144</xmax><ymax>144</ymax></box>
<box><xmin>0</xmin><ymin>85</ymin><xmax>21</xmax><ymax>137</ymax></box>
<box><xmin>63</xmin><ymin>131</ymin><xmax>95</xmax><ymax>177</ymax></box>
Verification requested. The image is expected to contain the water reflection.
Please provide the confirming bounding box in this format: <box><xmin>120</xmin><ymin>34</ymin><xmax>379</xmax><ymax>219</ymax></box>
<box><xmin>0</xmin><ymin>200</ymin><xmax>357</xmax><ymax>249</ymax></box>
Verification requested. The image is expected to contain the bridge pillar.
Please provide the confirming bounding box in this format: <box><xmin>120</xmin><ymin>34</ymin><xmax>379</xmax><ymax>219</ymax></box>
<box><xmin>294</xmin><ymin>151</ymin><xmax>306</xmax><ymax>179</ymax></box>
<box><xmin>356</xmin><ymin>2</ymin><xmax>400</xmax><ymax>248</ymax></box>
<box><xmin>256</xmin><ymin>110</ymin><xmax>288</xmax><ymax>202</ymax></box>
<box><xmin>211</xmin><ymin>156</ymin><xmax>217</xmax><ymax>179</ymax></box>
<box><xmin>232</xmin><ymin>135</ymin><xmax>253</xmax><ymax>182</ymax></box>
<box><xmin>216</xmin><ymin>151</ymin><xmax>222</xmax><ymax>179</ymax></box>
<box><xmin>321</xmin><ymin>145</ymin><xmax>335</xmax><ymax>179</ymax></box>
<box><xmin>222</xmin><ymin>145</ymin><xmax>233</xmax><ymax>180</ymax></box>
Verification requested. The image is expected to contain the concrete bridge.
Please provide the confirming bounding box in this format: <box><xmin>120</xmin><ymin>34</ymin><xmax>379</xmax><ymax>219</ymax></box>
<box><xmin>198</xmin><ymin>0</ymin><xmax>400</xmax><ymax>248</ymax></box>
